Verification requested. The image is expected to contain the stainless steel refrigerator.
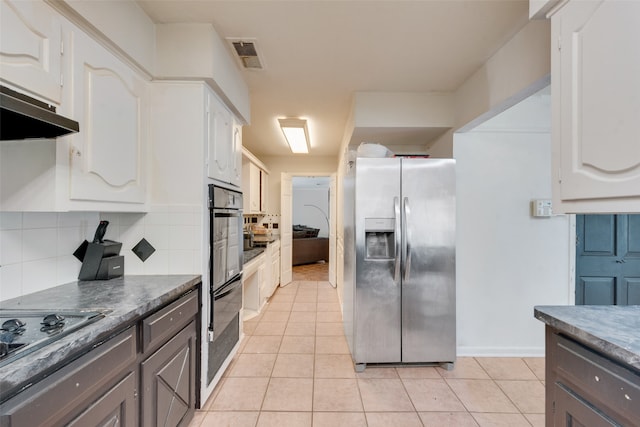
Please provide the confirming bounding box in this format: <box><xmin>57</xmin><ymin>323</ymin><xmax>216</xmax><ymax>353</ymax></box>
<box><xmin>343</xmin><ymin>157</ymin><xmax>456</xmax><ymax>371</ymax></box>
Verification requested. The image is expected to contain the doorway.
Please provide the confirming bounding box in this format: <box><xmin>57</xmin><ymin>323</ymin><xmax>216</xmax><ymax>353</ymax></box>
<box><xmin>575</xmin><ymin>214</ymin><xmax>640</xmax><ymax>305</ymax></box>
<box><xmin>280</xmin><ymin>173</ymin><xmax>337</xmax><ymax>287</ymax></box>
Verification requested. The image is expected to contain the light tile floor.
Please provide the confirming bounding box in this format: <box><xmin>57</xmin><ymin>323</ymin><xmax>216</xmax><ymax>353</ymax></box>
<box><xmin>190</xmin><ymin>268</ymin><xmax>545</xmax><ymax>427</ymax></box>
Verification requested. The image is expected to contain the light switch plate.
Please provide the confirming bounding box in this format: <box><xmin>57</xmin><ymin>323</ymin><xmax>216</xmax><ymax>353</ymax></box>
<box><xmin>531</xmin><ymin>199</ymin><xmax>553</xmax><ymax>217</ymax></box>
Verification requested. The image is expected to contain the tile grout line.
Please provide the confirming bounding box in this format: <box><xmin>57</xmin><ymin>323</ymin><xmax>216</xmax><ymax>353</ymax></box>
<box><xmin>197</xmin><ymin>270</ymin><xmax>544</xmax><ymax>426</ymax></box>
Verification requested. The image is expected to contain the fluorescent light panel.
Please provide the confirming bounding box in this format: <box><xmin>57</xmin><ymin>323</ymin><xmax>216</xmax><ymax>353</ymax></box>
<box><xmin>278</xmin><ymin>118</ymin><xmax>309</xmax><ymax>154</ymax></box>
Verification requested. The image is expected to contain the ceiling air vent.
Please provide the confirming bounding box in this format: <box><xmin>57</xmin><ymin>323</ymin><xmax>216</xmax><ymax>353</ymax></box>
<box><xmin>228</xmin><ymin>39</ymin><xmax>264</xmax><ymax>70</ymax></box>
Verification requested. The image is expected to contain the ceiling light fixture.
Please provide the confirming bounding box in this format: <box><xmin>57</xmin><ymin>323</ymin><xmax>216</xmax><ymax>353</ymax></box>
<box><xmin>278</xmin><ymin>118</ymin><xmax>310</xmax><ymax>154</ymax></box>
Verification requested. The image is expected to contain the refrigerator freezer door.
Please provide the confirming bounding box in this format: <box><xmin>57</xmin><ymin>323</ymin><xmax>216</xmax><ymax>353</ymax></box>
<box><xmin>354</xmin><ymin>158</ymin><xmax>402</xmax><ymax>364</ymax></box>
<box><xmin>401</xmin><ymin>158</ymin><xmax>456</xmax><ymax>363</ymax></box>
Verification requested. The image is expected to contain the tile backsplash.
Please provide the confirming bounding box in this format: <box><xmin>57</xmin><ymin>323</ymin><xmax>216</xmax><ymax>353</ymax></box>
<box><xmin>0</xmin><ymin>211</ymin><xmax>100</xmax><ymax>302</ymax></box>
<box><xmin>0</xmin><ymin>205</ymin><xmax>205</xmax><ymax>303</ymax></box>
<box><xmin>100</xmin><ymin>205</ymin><xmax>203</xmax><ymax>277</ymax></box>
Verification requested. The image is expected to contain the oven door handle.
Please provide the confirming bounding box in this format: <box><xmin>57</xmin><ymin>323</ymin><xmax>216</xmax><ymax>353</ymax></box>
<box><xmin>208</xmin><ymin>284</ymin><xmax>215</xmax><ymax>339</ymax></box>
<box><xmin>213</xmin><ymin>209</ymin><xmax>243</xmax><ymax>218</ymax></box>
<box><xmin>214</xmin><ymin>275</ymin><xmax>243</xmax><ymax>300</ymax></box>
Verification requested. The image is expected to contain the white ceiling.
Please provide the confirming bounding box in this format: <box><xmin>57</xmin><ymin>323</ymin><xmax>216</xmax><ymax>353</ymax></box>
<box><xmin>138</xmin><ymin>0</ymin><xmax>530</xmax><ymax>158</ymax></box>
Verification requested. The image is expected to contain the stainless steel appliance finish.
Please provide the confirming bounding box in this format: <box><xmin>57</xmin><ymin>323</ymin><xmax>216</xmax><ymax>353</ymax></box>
<box><xmin>0</xmin><ymin>310</ymin><xmax>106</xmax><ymax>368</ymax></box>
<box><xmin>207</xmin><ymin>184</ymin><xmax>243</xmax><ymax>385</ymax></box>
<box><xmin>343</xmin><ymin>157</ymin><xmax>456</xmax><ymax>370</ymax></box>
<box><xmin>207</xmin><ymin>275</ymin><xmax>242</xmax><ymax>384</ymax></box>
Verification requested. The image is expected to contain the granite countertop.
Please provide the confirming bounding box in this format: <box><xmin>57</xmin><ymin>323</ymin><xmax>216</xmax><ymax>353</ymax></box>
<box><xmin>253</xmin><ymin>234</ymin><xmax>280</xmax><ymax>245</ymax></box>
<box><xmin>535</xmin><ymin>305</ymin><xmax>640</xmax><ymax>370</ymax></box>
<box><xmin>243</xmin><ymin>236</ymin><xmax>279</xmax><ymax>265</ymax></box>
<box><xmin>244</xmin><ymin>247</ymin><xmax>265</xmax><ymax>264</ymax></box>
<box><xmin>0</xmin><ymin>274</ymin><xmax>201</xmax><ymax>402</ymax></box>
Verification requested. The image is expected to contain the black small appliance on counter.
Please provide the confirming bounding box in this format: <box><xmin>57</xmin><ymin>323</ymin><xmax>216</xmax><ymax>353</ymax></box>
<box><xmin>75</xmin><ymin>221</ymin><xmax>124</xmax><ymax>281</ymax></box>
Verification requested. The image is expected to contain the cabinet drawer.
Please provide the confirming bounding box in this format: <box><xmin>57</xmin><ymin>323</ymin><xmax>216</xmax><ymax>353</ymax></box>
<box><xmin>0</xmin><ymin>327</ymin><xmax>137</xmax><ymax>427</ymax></box>
<box><xmin>556</xmin><ymin>335</ymin><xmax>640</xmax><ymax>424</ymax></box>
<box><xmin>142</xmin><ymin>291</ymin><xmax>198</xmax><ymax>352</ymax></box>
<box><xmin>554</xmin><ymin>382</ymin><xmax>619</xmax><ymax>427</ymax></box>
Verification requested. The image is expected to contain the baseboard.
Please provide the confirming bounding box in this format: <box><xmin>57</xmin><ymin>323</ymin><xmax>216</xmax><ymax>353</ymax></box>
<box><xmin>457</xmin><ymin>346</ymin><xmax>545</xmax><ymax>358</ymax></box>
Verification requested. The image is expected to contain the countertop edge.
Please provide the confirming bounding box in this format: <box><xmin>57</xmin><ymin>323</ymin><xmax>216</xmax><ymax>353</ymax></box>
<box><xmin>534</xmin><ymin>305</ymin><xmax>640</xmax><ymax>372</ymax></box>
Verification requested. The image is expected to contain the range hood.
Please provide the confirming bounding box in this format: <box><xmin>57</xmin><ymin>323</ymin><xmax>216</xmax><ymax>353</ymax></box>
<box><xmin>0</xmin><ymin>85</ymin><xmax>79</xmax><ymax>141</ymax></box>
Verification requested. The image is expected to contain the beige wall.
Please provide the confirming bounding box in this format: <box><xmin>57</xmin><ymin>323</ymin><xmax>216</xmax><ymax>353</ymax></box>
<box><xmin>260</xmin><ymin>155</ymin><xmax>339</xmax><ymax>217</ymax></box>
<box><xmin>427</xmin><ymin>129</ymin><xmax>455</xmax><ymax>158</ymax></box>
<box><xmin>426</xmin><ymin>19</ymin><xmax>551</xmax><ymax>156</ymax></box>
<box><xmin>59</xmin><ymin>1</ymin><xmax>156</xmax><ymax>74</ymax></box>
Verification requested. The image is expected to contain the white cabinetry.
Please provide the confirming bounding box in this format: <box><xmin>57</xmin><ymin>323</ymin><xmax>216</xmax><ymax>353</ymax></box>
<box><xmin>269</xmin><ymin>240</ymin><xmax>281</xmax><ymax>292</ymax></box>
<box><xmin>241</xmin><ymin>240</ymin><xmax>280</xmax><ymax>320</ymax></box>
<box><xmin>0</xmin><ymin>9</ymin><xmax>149</xmax><ymax>212</ymax></box>
<box><xmin>207</xmin><ymin>94</ymin><xmax>239</xmax><ymax>186</ymax></box>
<box><xmin>231</xmin><ymin>120</ymin><xmax>243</xmax><ymax>186</ymax></box>
<box><xmin>151</xmin><ymin>82</ymin><xmax>242</xmax><ymax>203</ymax></box>
<box><xmin>549</xmin><ymin>0</ymin><xmax>640</xmax><ymax>212</ymax></box>
<box><xmin>242</xmin><ymin>254</ymin><xmax>266</xmax><ymax>320</ymax></box>
<box><xmin>261</xmin><ymin>170</ymin><xmax>269</xmax><ymax>213</ymax></box>
<box><xmin>242</xmin><ymin>148</ymin><xmax>269</xmax><ymax>214</ymax></box>
<box><xmin>0</xmin><ymin>0</ymin><xmax>63</xmax><ymax>103</ymax></box>
<box><xmin>68</xmin><ymin>28</ymin><xmax>148</xmax><ymax>206</ymax></box>
<box><xmin>244</xmin><ymin>162</ymin><xmax>262</xmax><ymax>213</ymax></box>
<box><xmin>261</xmin><ymin>240</ymin><xmax>280</xmax><ymax>305</ymax></box>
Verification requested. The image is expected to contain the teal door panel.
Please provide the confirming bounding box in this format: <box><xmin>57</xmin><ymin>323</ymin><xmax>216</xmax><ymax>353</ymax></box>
<box><xmin>576</xmin><ymin>214</ymin><xmax>640</xmax><ymax>305</ymax></box>
<box><xmin>625</xmin><ymin>278</ymin><xmax>640</xmax><ymax>305</ymax></box>
<box><xmin>578</xmin><ymin>277</ymin><xmax>615</xmax><ymax>305</ymax></box>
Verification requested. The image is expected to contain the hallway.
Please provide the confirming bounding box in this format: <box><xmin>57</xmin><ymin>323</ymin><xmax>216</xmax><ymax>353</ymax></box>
<box><xmin>190</xmin><ymin>276</ymin><xmax>545</xmax><ymax>427</ymax></box>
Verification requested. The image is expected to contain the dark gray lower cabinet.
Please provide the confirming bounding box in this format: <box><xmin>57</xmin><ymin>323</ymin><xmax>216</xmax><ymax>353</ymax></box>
<box><xmin>0</xmin><ymin>327</ymin><xmax>138</xmax><ymax>427</ymax></box>
<box><xmin>0</xmin><ymin>287</ymin><xmax>200</xmax><ymax>427</ymax></box>
<box><xmin>554</xmin><ymin>383</ymin><xmax>617</xmax><ymax>427</ymax></box>
<box><xmin>67</xmin><ymin>372</ymin><xmax>137</xmax><ymax>427</ymax></box>
<box><xmin>141</xmin><ymin>322</ymin><xmax>196</xmax><ymax>427</ymax></box>
<box><xmin>546</xmin><ymin>328</ymin><xmax>640</xmax><ymax>427</ymax></box>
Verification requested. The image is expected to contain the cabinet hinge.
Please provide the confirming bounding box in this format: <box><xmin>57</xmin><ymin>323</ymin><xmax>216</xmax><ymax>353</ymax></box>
<box><xmin>557</xmin><ymin>35</ymin><xmax>562</xmax><ymax>51</ymax></box>
<box><xmin>558</xmin><ymin>168</ymin><xmax>562</xmax><ymax>184</ymax></box>
<box><xmin>60</xmin><ymin>73</ymin><xmax>64</xmax><ymax>87</ymax></box>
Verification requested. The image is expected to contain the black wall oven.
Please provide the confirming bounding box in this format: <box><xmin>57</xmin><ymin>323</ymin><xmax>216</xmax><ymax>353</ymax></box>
<box><xmin>207</xmin><ymin>184</ymin><xmax>243</xmax><ymax>385</ymax></box>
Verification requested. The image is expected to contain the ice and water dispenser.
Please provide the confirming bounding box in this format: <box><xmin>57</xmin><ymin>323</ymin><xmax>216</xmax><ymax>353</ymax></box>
<box><xmin>364</xmin><ymin>218</ymin><xmax>395</xmax><ymax>260</ymax></box>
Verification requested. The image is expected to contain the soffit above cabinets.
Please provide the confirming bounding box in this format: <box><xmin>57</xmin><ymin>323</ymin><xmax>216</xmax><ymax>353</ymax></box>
<box><xmin>138</xmin><ymin>0</ymin><xmax>529</xmax><ymax>157</ymax></box>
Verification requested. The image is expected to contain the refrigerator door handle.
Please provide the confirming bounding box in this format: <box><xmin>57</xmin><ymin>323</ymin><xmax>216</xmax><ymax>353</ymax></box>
<box><xmin>394</xmin><ymin>196</ymin><xmax>401</xmax><ymax>284</ymax></box>
<box><xmin>403</xmin><ymin>197</ymin><xmax>412</xmax><ymax>281</ymax></box>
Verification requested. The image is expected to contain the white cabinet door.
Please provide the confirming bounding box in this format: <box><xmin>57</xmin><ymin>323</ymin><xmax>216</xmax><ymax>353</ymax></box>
<box><xmin>207</xmin><ymin>93</ymin><xmax>232</xmax><ymax>184</ymax></box>
<box><xmin>260</xmin><ymin>170</ymin><xmax>268</xmax><ymax>213</ymax></box>
<box><xmin>552</xmin><ymin>0</ymin><xmax>640</xmax><ymax>210</ymax></box>
<box><xmin>280</xmin><ymin>173</ymin><xmax>293</xmax><ymax>286</ymax></box>
<box><xmin>271</xmin><ymin>241</ymin><xmax>280</xmax><ymax>289</ymax></box>
<box><xmin>69</xmin><ymin>29</ymin><xmax>148</xmax><ymax>205</ymax></box>
<box><xmin>243</xmin><ymin>161</ymin><xmax>262</xmax><ymax>213</ymax></box>
<box><xmin>0</xmin><ymin>0</ymin><xmax>62</xmax><ymax>103</ymax></box>
<box><xmin>230</xmin><ymin>120</ymin><xmax>243</xmax><ymax>187</ymax></box>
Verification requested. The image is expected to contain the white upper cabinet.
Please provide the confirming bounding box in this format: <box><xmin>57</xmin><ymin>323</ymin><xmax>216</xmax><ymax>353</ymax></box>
<box><xmin>207</xmin><ymin>91</ymin><xmax>242</xmax><ymax>187</ymax></box>
<box><xmin>68</xmin><ymin>29</ymin><xmax>148</xmax><ymax>205</ymax></box>
<box><xmin>231</xmin><ymin>119</ymin><xmax>243</xmax><ymax>187</ymax></box>
<box><xmin>244</xmin><ymin>161</ymin><xmax>262</xmax><ymax>214</ymax></box>
<box><xmin>0</xmin><ymin>8</ymin><xmax>149</xmax><ymax>212</ymax></box>
<box><xmin>242</xmin><ymin>154</ymin><xmax>269</xmax><ymax>215</ymax></box>
<box><xmin>550</xmin><ymin>0</ymin><xmax>640</xmax><ymax>212</ymax></box>
<box><xmin>207</xmin><ymin>94</ymin><xmax>232</xmax><ymax>184</ymax></box>
<box><xmin>0</xmin><ymin>0</ymin><xmax>62</xmax><ymax>103</ymax></box>
<box><xmin>150</xmin><ymin>82</ymin><xmax>244</xmax><ymax>206</ymax></box>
